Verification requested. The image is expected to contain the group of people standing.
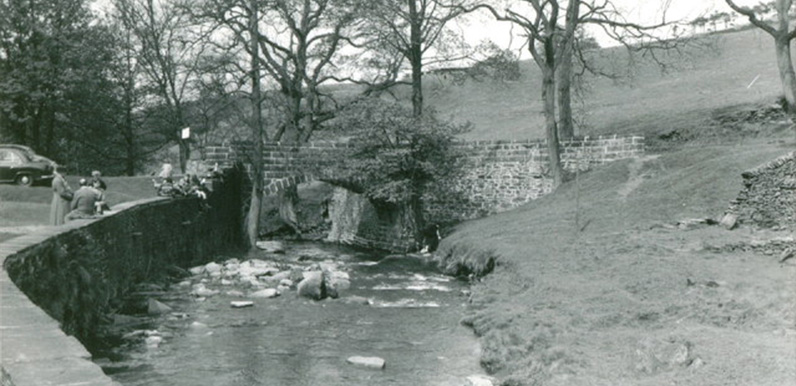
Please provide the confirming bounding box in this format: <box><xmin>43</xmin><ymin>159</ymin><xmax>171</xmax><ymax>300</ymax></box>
<box><xmin>50</xmin><ymin>166</ymin><xmax>108</xmax><ymax>226</ymax></box>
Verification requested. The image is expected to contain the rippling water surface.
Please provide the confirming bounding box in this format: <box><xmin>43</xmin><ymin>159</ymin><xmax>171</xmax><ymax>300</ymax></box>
<box><xmin>98</xmin><ymin>242</ymin><xmax>483</xmax><ymax>386</ymax></box>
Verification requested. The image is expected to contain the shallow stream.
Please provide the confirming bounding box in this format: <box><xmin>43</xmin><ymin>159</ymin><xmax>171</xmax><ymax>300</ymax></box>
<box><xmin>96</xmin><ymin>242</ymin><xmax>483</xmax><ymax>386</ymax></box>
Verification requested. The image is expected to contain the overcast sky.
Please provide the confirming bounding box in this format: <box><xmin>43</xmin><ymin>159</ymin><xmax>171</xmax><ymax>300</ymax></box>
<box><xmin>457</xmin><ymin>0</ymin><xmax>763</xmax><ymax>54</ymax></box>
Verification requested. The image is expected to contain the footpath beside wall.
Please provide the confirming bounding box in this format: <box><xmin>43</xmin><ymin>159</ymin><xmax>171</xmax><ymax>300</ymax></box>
<box><xmin>727</xmin><ymin>150</ymin><xmax>796</xmax><ymax>228</ymax></box>
<box><xmin>1</xmin><ymin>168</ymin><xmax>243</xmax><ymax>386</ymax></box>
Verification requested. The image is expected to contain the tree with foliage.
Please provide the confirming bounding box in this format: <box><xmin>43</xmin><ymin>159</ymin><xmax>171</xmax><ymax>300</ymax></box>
<box><xmin>726</xmin><ymin>0</ymin><xmax>796</xmax><ymax>118</ymax></box>
<box><xmin>0</xmin><ymin>0</ymin><xmax>129</xmax><ymax>171</ymax></box>
<box><xmin>327</xmin><ymin>98</ymin><xmax>468</xmax><ymax>243</ymax></box>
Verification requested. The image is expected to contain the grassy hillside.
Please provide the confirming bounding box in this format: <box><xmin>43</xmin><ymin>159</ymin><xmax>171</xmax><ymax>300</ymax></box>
<box><xmin>419</xmin><ymin>28</ymin><xmax>788</xmax><ymax>142</ymax></box>
<box><xmin>437</xmin><ymin>140</ymin><xmax>795</xmax><ymax>385</ymax></box>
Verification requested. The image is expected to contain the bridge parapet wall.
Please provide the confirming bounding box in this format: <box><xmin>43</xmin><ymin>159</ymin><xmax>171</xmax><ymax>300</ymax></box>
<box><xmin>202</xmin><ymin>135</ymin><xmax>644</xmax><ymax>221</ymax></box>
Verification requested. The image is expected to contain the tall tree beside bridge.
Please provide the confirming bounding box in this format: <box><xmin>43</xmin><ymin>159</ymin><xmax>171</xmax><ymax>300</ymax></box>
<box><xmin>190</xmin><ymin>0</ymin><xmax>365</xmax><ymax>245</ymax></box>
<box><xmin>112</xmin><ymin>0</ymin><xmax>210</xmax><ymax>173</ymax></box>
<box><xmin>726</xmin><ymin>0</ymin><xmax>796</xmax><ymax>121</ymax></box>
<box><xmin>359</xmin><ymin>0</ymin><xmax>475</xmax><ymax>117</ymax></box>
<box><xmin>461</xmin><ymin>0</ymin><xmax>683</xmax><ymax>188</ymax></box>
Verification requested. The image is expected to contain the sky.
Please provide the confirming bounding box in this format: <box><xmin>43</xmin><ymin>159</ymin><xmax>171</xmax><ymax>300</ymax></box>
<box><xmin>455</xmin><ymin>0</ymin><xmax>763</xmax><ymax>54</ymax></box>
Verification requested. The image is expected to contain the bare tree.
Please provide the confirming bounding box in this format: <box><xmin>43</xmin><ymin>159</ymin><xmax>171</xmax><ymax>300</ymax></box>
<box><xmin>362</xmin><ymin>0</ymin><xmax>474</xmax><ymax>117</ymax></box>
<box><xmin>726</xmin><ymin>0</ymin><xmax>796</xmax><ymax>117</ymax></box>
<box><xmin>113</xmin><ymin>0</ymin><xmax>208</xmax><ymax>173</ymax></box>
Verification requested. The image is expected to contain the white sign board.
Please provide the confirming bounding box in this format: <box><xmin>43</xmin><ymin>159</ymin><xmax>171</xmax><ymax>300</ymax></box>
<box><xmin>181</xmin><ymin>127</ymin><xmax>191</xmax><ymax>139</ymax></box>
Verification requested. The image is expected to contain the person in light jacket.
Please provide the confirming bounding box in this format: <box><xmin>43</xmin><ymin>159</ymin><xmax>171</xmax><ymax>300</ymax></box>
<box><xmin>50</xmin><ymin>165</ymin><xmax>73</xmax><ymax>225</ymax></box>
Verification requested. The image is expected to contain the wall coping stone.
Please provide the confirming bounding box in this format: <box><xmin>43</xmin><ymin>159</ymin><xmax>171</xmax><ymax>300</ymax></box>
<box><xmin>741</xmin><ymin>150</ymin><xmax>796</xmax><ymax>179</ymax></box>
<box><xmin>0</xmin><ymin>198</ymin><xmax>174</xmax><ymax>386</ymax></box>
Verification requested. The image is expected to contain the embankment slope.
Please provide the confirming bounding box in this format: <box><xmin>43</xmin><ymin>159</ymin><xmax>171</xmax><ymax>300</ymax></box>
<box><xmin>437</xmin><ymin>141</ymin><xmax>795</xmax><ymax>385</ymax></box>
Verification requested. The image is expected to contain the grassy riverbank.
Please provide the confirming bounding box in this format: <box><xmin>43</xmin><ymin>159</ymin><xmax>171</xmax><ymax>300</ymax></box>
<box><xmin>436</xmin><ymin>139</ymin><xmax>795</xmax><ymax>385</ymax></box>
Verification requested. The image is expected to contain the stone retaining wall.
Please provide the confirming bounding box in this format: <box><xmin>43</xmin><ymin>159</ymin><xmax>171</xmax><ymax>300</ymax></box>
<box><xmin>0</xmin><ymin>168</ymin><xmax>243</xmax><ymax>386</ymax></box>
<box><xmin>727</xmin><ymin>150</ymin><xmax>796</xmax><ymax>228</ymax></box>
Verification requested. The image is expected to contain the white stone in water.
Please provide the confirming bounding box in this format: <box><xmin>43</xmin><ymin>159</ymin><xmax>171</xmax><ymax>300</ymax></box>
<box><xmin>279</xmin><ymin>279</ymin><xmax>294</xmax><ymax>287</ymax></box>
<box><xmin>221</xmin><ymin>279</ymin><xmax>233</xmax><ymax>286</ymax></box>
<box><xmin>277</xmin><ymin>285</ymin><xmax>290</xmax><ymax>293</ymax></box>
<box><xmin>147</xmin><ymin>298</ymin><xmax>173</xmax><ymax>315</ymax></box>
<box><xmin>191</xmin><ymin>284</ymin><xmax>219</xmax><ymax>297</ymax></box>
<box><xmin>270</xmin><ymin>271</ymin><xmax>292</xmax><ymax>282</ymax></box>
<box><xmin>230</xmin><ymin>300</ymin><xmax>254</xmax><ymax>308</ymax></box>
<box><xmin>346</xmin><ymin>356</ymin><xmax>386</xmax><ymax>369</ymax></box>
<box><xmin>177</xmin><ymin>280</ymin><xmax>191</xmax><ymax>287</ymax></box>
<box><xmin>255</xmin><ymin>240</ymin><xmax>285</xmax><ymax>253</ymax></box>
<box><xmin>204</xmin><ymin>262</ymin><xmax>222</xmax><ymax>273</ymax></box>
<box><xmin>189</xmin><ymin>266</ymin><xmax>204</xmax><ymax>275</ymax></box>
<box><xmin>225</xmin><ymin>290</ymin><xmax>244</xmax><ymax>297</ymax></box>
<box><xmin>465</xmin><ymin>374</ymin><xmax>496</xmax><ymax>386</ymax></box>
<box><xmin>250</xmin><ymin>288</ymin><xmax>280</xmax><ymax>298</ymax></box>
<box><xmin>144</xmin><ymin>336</ymin><xmax>163</xmax><ymax>347</ymax></box>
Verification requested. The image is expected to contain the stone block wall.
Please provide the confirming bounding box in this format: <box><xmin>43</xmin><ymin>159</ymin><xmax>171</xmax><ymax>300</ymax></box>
<box><xmin>199</xmin><ymin>135</ymin><xmax>644</xmax><ymax>250</ymax></box>
<box><xmin>3</xmin><ymin>168</ymin><xmax>243</xmax><ymax>346</ymax></box>
<box><xmin>727</xmin><ymin>150</ymin><xmax>796</xmax><ymax>228</ymax></box>
<box><xmin>424</xmin><ymin>135</ymin><xmax>645</xmax><ymax>221</ymax></box>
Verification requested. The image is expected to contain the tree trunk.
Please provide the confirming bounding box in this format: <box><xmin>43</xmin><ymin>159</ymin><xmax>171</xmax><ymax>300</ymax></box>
<box><xmin>557</xmin><ymin>52</ymin><xmax>575</xmax><ymax>139</ymax></box>
<box><xmin>557</xmin><ymin>0</ymin><xmax>579</xmax><ymax>140</ymax></box>
<box><xmin>774</xmin><ymin>36</ymin><xmax>796</xmax><ymax>113</ymax></box>
<box><xmin>245</xmin><ymin>0</ymin><xmax>266</xmax><ymax>249</ymax></box>
<box><xmin>542</xmin><ymin>39</ymin><xmax>563</xmax><ymax>188</ymax></box>
<box><xmin>409</xmin><ymin>0</ymin><xmax>423</xmax><ymax>117</ymax></box>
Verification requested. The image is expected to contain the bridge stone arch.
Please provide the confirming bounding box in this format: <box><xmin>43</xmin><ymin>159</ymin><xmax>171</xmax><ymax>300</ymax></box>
<box><xmin>199</xmin><ymin>134</ymin><xmax>645</xmax><ymax>222</ymax></box>
<box><xmin>200</xmin><ymin>141</ymin><xmax>353</xmax><ymax>196</ymax></box>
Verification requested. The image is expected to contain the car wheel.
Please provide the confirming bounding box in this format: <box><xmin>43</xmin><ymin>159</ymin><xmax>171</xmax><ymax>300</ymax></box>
<box><xmin>15</xmin><ymin>174</ymin><xmax>33</xmax><ymax>187</ymax></box>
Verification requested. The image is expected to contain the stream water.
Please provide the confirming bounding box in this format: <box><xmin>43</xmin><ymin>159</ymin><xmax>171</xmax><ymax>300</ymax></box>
<box><xmin>96</xmin><ymin>242</ymin><xmax>483</xmax><ymax>386</ymax></box>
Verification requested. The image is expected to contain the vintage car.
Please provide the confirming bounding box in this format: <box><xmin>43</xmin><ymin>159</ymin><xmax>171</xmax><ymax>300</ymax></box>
<box><xmin>0</xmin><ymin>144</ymin><xmax>56</xmax><ymax>186</ymax></box>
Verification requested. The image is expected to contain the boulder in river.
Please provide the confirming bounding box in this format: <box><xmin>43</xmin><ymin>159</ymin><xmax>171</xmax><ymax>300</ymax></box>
<box><xmin>250</xmin><ymin>288</ymin><xmax>280</xmax><ymax>298</ymax></box>
<box><xmin>297</xmin><ymin>271</ymin><xmax>326</xmax><ymax>300</ymax></box>
<box><xmin>346</xmin><ymin>356</ymin><xmax>386</xmax><ymax>369</ymax></box>
<box><xmin>147</xmin><ymin>298</ymin><xmax>173</xmax><ymax>315</ymax></box>
<box><xmin>323</xmin><ymin>270</ymin><xmax>350</xmax><ymax>299</ymax></box>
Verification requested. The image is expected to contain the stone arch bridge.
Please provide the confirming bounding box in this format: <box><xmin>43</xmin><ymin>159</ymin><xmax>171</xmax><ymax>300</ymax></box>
<box><xmin>199</xmin><ymin>135</ymin><xmax>644</xmax><ymax>222</ymax></box>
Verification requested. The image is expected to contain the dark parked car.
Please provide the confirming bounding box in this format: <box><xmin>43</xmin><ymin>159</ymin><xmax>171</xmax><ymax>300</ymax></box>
<box><xmin>0</xmin><ymin>145</ymin><xmax>56</xmax><ymax>186</ymax></box>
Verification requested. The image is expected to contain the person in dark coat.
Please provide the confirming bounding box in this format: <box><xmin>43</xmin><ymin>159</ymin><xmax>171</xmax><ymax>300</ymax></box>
<box><xmin>91</xmin><ymin>170</ymin><xmax>107</xmax><ymax>190</ymax></box>
<box><xmin>420</xmin><ymin>223</ymin><xmax>441</xmax><ymax>253</ymax></box>
<box><xmin>66</xmin><ymin>178</ymin><xmax>101</xmax><ymax>221</ymax></box>
<box><xmin>50</xmin><ymin>165</ymin><xmax>73</xmax><ymax>225</ymax></box>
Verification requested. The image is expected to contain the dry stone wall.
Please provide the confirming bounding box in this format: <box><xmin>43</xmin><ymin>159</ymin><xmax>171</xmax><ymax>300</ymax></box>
<box><xmin>727</xmin><ymin>150</ymin><xmax>796</xmax><ymax>228</ymax></box>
